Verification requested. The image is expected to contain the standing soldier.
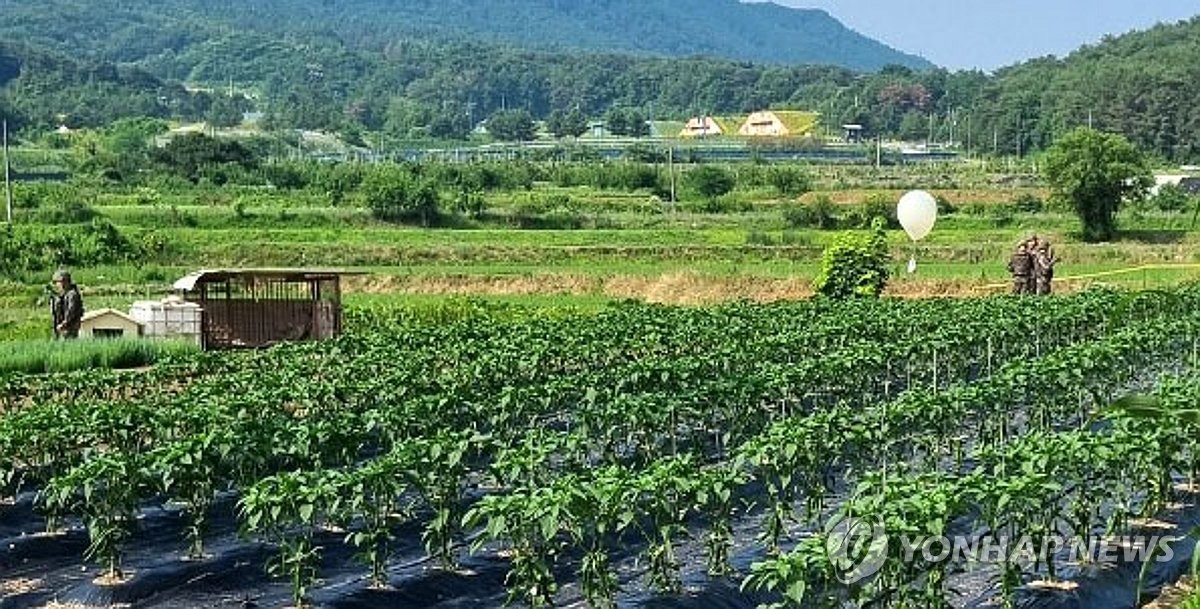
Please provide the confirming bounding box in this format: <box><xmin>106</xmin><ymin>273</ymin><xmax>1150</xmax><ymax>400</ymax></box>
<box><xmin>50</xmin><ymin>270</ymin><xmax>84</xmax><ymax>339</ymax></box>
<box><xmin>1033</xmin><ymin>241</ymin><xmax>1059</xmax><ymax>296</ymax></box>
<box><xmin>1007</xmin><ymin>242</ymin><xmax>1033</xmax><ymax>295</ymax></box>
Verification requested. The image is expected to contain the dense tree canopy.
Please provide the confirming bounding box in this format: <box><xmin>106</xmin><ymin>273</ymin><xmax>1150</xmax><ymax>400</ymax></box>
<box><xmin>486</xmin><ymin>110</ymin><xmax>536</xmax><ymax>142</ymax></box>
<box><xmin>0</xmin><ymin>0</ymin><xmax>930</xmax><ymax>72</ymax></box>
<box><xmin>1042</xmin><ymin>128</ymin><xmax>1151</xmax><ymax>242</ymax></box>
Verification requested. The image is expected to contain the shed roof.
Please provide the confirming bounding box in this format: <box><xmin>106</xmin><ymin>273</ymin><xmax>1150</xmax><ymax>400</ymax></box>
<box><xmin>173</xmin><ymin>268</ymin><xmax>365</xmax><ymax>292</ymax></box>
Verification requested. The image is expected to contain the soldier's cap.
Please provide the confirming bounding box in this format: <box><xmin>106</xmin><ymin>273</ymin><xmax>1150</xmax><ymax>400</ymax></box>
<box><xmin>52</xmin><ymin>270</ymin><xmax>71</xmax><ymax>283</ymax></box>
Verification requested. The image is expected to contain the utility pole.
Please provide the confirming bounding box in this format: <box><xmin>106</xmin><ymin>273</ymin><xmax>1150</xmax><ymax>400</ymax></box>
<box><xmin>947</xmin><ymin>109</ymin><xmax>953</xmax><ymax>148</ymax></box>
<box><xmin>965</xmin><ymin>113</ymin><xmax>971</xmax><ymax>158</ymax></box>
<box><xmin>1015</xmin><ymin>112</ymin><xmax>1026</xmax><ymax>159</ymax></box>
<box><xmin>3</xmin><ymin>120</ymin><xmax>12</xmax><ymax>225</ymax></box>
<box><xmin>668</xmin><ymin>146</ymin><xmax>676</xmax><ymax>206</ymax></box>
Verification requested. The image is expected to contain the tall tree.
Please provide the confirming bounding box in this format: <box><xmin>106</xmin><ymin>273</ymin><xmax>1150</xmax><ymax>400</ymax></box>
<box><xmin>547</xmin><ymin>108</ymin><xmax>587</xmax><ymax>139</ymax></box>
<box><xmin>1042</xmin><ymin>127</ymin><xmax>1151</xmax><ymax>242</ymax></box>
<box><xmin>486</xmin><ymin>109</ymin><xmax>535</xmax><ymax>142</ymax></box>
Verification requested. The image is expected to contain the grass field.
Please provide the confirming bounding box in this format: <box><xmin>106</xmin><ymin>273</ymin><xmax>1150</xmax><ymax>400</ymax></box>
<box><xmin>3</xmin><ymin>161</ymin><xmax>1199</xmax><ymax>342</ymax></box>
<box><xmin>0</xmin><ymin>337</ymin><xmax>199</xmax><ymax>374</ymax></box>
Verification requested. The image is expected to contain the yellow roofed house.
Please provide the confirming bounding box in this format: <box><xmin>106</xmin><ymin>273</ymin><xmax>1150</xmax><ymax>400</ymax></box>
<box><xmin>680</xmin><ymin>116</ymin><xmax>724</xmax><ymax>138</ymax></box>
<box><xmin>737</xmin><ymin>110</ymin><xmax>820</xmax><ymax>138</ymax></box>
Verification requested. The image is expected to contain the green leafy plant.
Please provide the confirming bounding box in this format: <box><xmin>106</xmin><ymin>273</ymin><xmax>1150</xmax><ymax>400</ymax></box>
<box><xmin>813</xmin><ymin>218</ymin><xmax>889</xmax><ymax>298</ymax></box>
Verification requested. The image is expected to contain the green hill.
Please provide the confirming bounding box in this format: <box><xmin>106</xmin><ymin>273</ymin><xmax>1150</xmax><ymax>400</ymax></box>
<box><xmin>0</xmin><ymin>0</ymin><xmax>932</xmax><ymax>72</ymax></box>
<box><xmin>0</xmin><ymin>42</ymin><xmax>208</xmax><ymax>131</ymax></box>
<box><xmin>976</xmin><ymin>16</ymin><xmax>1200</xmax><ymax>159</ymax></box>
<box><xmin>0</xmin><ymin>0</ymin><xmax>1197</xmax><ymax>163</ymax></box>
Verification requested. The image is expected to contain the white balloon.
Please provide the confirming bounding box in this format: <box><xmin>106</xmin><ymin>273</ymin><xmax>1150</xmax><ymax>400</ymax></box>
<box><xmin>897</xmin><ymin>190</ymin><xmax>938</xmax><ymax>242</ymax></box>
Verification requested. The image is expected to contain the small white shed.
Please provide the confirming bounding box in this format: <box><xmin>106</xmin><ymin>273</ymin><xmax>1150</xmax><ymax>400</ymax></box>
<box><xmin>79</xmin><ymin>309</ymin><xmax>144</xmax><ymax>339</ymax></box>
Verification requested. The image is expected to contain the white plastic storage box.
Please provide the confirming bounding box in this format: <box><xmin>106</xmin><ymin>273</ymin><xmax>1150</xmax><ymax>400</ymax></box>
<box><xmin>130</xmin><ymin>298</ymin><xmax>203</xmax><ymax>345</ymax></box>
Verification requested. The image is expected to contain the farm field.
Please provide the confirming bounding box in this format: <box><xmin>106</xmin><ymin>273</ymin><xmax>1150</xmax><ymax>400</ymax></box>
<box><xmin>4</xmin><ymin>288</ymin><xmax>1200</xmax><ymax>608</ymax></box>
<box><xmin>3</xmin><ymin>157</ymin><xmax>1200</xmax><ymax>342</ymax></box>
<box><xmin>6</xmin><ymin>2</ymin><xmax>1200</xmax><ymax>608</ymax></box>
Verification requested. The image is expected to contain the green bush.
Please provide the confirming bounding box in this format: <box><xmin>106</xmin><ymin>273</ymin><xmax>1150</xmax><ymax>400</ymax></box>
<box><xmin>686</xmin><ymin>165</ymin><xmax>736</xmax><ymax>201</ymax></box>
<box><xmin>0</xmin><ymin>220</ymin><xmax>146</xmax><ymax>278</ymax></box>
<box><xmin>766</xmin><ymin>166</ymin><xmax>812</xmax><ymax>197</ymax></box>
<box><xmin>813</xmin><ymin>219</ymin><xmax>889</xmax><ymax>299</ymax></box>
<box><xmin>1151</xmin><ymin>184</ymin><xmax>1192</xmax><ymax>212</ymax></box>
<box><xmin>683</xmin><ymin>194</ymin><xmax>750</xmax><ymax>214</ymax></box>
<box><xmin>746</xmin><ymin>230</ymin><xmax>775</xmax><ymax>246</ymax></box>
<box><xmin>28</xmin><ymin>198</ymin><xmax>98</xmax><ymax>224</ymax></box>
<box><xmin>549</xmin><ymin>162</ymin><xmax>659</xmax><ymax>191</ymax></box>
<box><xmin>783</xmin><ymin>195</ymin><xmax>837</xmax><ymax>229</ymax></box>
<box><xmin>991</xmin><ymin>205</ymin><xmax>1016</xmax><ymax>227</ymax></box>
<box><xmin>1013</xmin><ymin>192</ymin><xmax>1045</xmax><ymax>213</ymax></box>
<box><xmin>861</xmin><ymin>193</ymin><xmax>899</xmax><ymax>229</ymax></box>
<box><xmin>961</xmin><ymin>202</ymin><xmax>990</xmax><ymax>217</ymax></box>
<box><xmin>936</xmin><ymin>195</ymin><xmax>957</xmax><ymax>215</ymax></box>
<box><xmin>153</xmin><ymin>133</ymin><xmax>258</xmax><ymax>183</ymax></box>
<box><xmin>362</xmin><ymin>167</ymin><xmax>440</xmax><ymax>226</ymax></box>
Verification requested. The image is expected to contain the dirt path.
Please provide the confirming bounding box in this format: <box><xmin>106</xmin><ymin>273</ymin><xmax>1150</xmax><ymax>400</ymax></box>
<box><xmin>346</xmin><ymin>271</ymin><xmax>1084</xmax><ymax>304</ymax></box>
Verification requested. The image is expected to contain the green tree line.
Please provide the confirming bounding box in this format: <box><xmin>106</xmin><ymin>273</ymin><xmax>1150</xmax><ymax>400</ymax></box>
<box><xmin>1</xmin><ymin>0</ymin><xmax>1198</xmax><ymax>161</ymax></box>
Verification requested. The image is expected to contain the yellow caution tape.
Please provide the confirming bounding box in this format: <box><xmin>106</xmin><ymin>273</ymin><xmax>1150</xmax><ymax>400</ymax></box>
<box><xmin>978</xmin><ymin>264</ymin><xmax>1200</xmax><ymax>291</ymax></box>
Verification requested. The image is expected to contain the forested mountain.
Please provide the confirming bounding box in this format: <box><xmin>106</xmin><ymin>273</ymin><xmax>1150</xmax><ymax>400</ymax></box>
<box><xmin>0</xmin><ymin>0</ymin><xmax>931</xmax><ymax>72</ymax></box>
<box><xmin>0</xmin><ymin>0</ymin><xmax>1196</xmax><ymax>162</ymax></box>
<box><xmin>0</xmin><ymin>42</ymin><xmax>210</xmax><ymax>131</ymax></box>
<box><xmin>973</xmin><ymin>19</ymin><xmax>1200</xmax><ymax>160</ymax></box>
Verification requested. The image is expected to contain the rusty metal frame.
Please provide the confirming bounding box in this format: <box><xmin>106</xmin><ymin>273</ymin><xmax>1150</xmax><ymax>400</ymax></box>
<box><xmin>180</xmin><ymin>270</ymin><xmax>352</xmax><ymax>350</ymax></box>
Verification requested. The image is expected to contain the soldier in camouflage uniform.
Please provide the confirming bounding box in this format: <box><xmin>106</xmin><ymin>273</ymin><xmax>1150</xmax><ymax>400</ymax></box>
<box><xmin>1033</xmin><ymin>241</ymin><xmax>1058</xmax><ymax>296</ymax></box>
<box><xmin>51</xmin><ymin>270</ymin><xmax>84</xmax><ymax>339</ymax></box>
<box><xmin>1007</xmin><ymin>242</ymin><xmax>1033</xmax><ymax>295</ymax></box>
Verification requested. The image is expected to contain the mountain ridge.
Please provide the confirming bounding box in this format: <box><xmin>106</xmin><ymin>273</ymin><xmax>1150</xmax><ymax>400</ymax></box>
<box><xmin>0</xmin><ymin>0</ymin><xmax>934</xmax><ymax>72</ymax></box>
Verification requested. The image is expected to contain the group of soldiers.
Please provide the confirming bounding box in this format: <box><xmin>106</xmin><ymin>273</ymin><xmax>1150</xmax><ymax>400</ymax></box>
<box><xmin>1007</xmin><ymin>236</ymin><xmax>1058</xmax><ymax>296</ymax></box>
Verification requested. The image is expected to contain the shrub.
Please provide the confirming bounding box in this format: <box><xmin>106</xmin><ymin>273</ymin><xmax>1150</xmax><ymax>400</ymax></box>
<box><xmin>686</xmin><ymin>165</ymin><xmax>736</xmax><ymax>201</ymax></box>
<box><xmin>1151</xmin><ymin>184</ymin><xmax>1192</xmax><ymax>212</ymax></box>
<box><xmin>1012</xmin><ymin>192</ymin><xmax>1045</xmax><ymax>213</ymax></box>
<box><xmin>153</xmin><ymin>133</ymin><xmax>258</xmax><ymax>183</ymax></box>
<box><xmin>810</xmin><ymin>195</ymin><xmax>838</xmax><ymax>229</ymax></box>
<box><xmin>32</xmin><ymin>198</ymin><xmax>98</xmax><ymax>224</ymax></box>
<box><xmin>362</xmin><ymin>167</ymin><xmax>440</xmax><ymax>226</ymax></box>
<box><xmin>685</xmin><ymin>194</ymin><xmax>749</xmax><ymax>214</ymax></box>
<box><xmin>991</xmin><ymin>205</ymin><xmax>1016</xmax><ymax>228</ymax></box>
<box><xmin>936</xmin><ymin>195</ymin><xmax>957</xmax><ymax>215</ymax></box>
<box><xmin>813</xmin><ymin>218</ymin><xmax>889</xmax><ymax>299</ymax></box>
<box><xmin>861</xmin><ymin>193</ymin><xmax>899</xmax><ymax>229</ymax></box>
<box><xmin>767</xmin><ymin>166</ymin><xmax>812</xmax><ymax>196</ymax></box>
<box><xmin>0</xmin><ymin>220</ymin><xmax>146</xmax><ymax>278</ymax></box>
<box><xmin>783</xmin><ymin>195</ymin><xmax>837</xmax><ymax>230</ymax></box>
